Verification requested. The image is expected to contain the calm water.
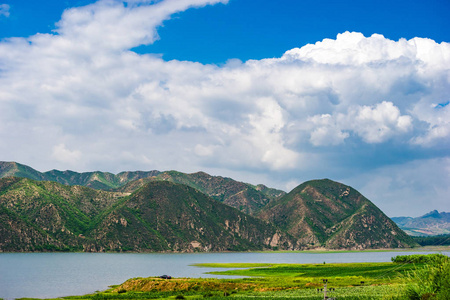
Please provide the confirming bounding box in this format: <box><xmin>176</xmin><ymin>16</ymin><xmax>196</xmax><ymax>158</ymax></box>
<box><xmin>1</xmin><ymin>250</ymin><xmax>448</xmax><ymax>299</ymax></box>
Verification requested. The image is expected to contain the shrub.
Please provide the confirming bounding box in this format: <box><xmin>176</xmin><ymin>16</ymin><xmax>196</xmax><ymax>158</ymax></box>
<box><xmin>403</xmin><ymin>255</ymin><xmax>450</xmax><ymax>300</ymax></box>
<box><xmin>391</xmin><ymin>254</ymin><xmax>449</xmax><ymax>264</ymax></box>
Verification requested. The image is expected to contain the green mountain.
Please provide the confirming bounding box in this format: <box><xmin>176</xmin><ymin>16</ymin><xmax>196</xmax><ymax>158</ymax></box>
<box><xmin>90</xmin><ymin>181</ymin><xmax>293</xmax><ymax>252</ymax></box>
<box><xmin>117</xmin><ymin>171</ymin><xmax>285</xmax><ymax>215</ymax></box>
<box><xmin>0</xmin><ymin>162</ymin><xmax>284</xmax><ymax>215</ymax></box>
<box><xmin>0</xmin><ymin>177</ymin><xmax>293</xmax><ymax>252</ymax></box>
<box><xmin>0</xmin><ymin>161</ymin><xmax>160</xmax><ymax>190</ymax></box>
<box><xmin>392</xmin><ymin>210</ymin><xmax>450</xmax><ymax>236</ymax></box>
<box><xmin>0</xmin><ymin>161</ymin><xmax>45</xmax><ymax>181</ymax></box>
<box><xmin>0</xmin><ymin>177</ymin><xmax>128</xmax><ymax>251</ymax></box>
<box><xmin>257</xmin><ymin>179</ymin><xmax>417</xmax><ymax>249</ymax></box>
<box><xmin>0</xmin><ymin>162</ymin><xmax>419</xmax><ymax>251</ymax></box>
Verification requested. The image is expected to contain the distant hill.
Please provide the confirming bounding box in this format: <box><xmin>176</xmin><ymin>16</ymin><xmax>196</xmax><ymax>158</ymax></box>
<box><xmin>0</xmin><ymin>161</ymin><xmax>159</xmax><ymax>190</ymax></box>
<box><xmin>257</xmin><ymin>179</ymin><xmax>417</xmax><ymax>249</ymax></box>
<box><xmin>0</xmin><ymin>177</ymin><xmax>294</xmax><ymax>252</ymax></box>
<box><xmin>0</xmin><ymin>162</ymin><xmax>285</xmax><ymax>215</ymax></box>
<box><xmin>392</xmin><ymin>210</ymin><xmax>450</xmax><ymax>236</ymax></box>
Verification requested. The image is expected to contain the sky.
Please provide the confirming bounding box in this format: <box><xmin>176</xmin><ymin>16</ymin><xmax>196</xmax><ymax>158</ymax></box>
<box><xmin>0</xmin><ymin>0</ymin><xmax>449</xmax><ymax>217</ymax></box>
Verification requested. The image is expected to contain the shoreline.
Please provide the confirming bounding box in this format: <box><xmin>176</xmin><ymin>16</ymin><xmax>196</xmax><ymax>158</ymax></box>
<box><xmin>0</xmin><ymin>245</ymin><xmax>449</xmax><ymax>254</ymax></box>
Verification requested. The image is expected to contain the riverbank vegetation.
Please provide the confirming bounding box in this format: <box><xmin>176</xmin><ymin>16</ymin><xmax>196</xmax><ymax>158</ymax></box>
<box><xmin>22</xmin><ymin>254</ymin><xmax>449</xmax><ymax>300</ymax></box>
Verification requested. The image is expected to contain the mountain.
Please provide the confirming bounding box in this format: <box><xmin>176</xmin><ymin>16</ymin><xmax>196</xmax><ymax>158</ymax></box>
<box><xmin>0</xmin><ymin>161</ymin><xmax>160</xmax><ymax>190</ymax></box>
<box><xmin>0</xmin><ymin>177</ymin><xmax>294</xmax><ymax>252</ymax></box>
<box><xmin>0</xmin><ymin>177</ymin><xmax>129</xmax><ymax>251</ymax></box>
<box><xmin>0</xmin><ymin>162</ymin><xmax>285</xmax><ymax>215</ymax></box>
<box><xmin>392</xmin><ymin>210</ymin><xmax>450</xmax><ymax>236</ymax></box>
<box><xmin>257</xmin><ymin>179</ymin><xmax>417</xmax><ymax>249</ymax></box>
<box><xmin>0</xmin><ymin>161</ymin><xmax>420</xmax><ymax>251</ymax></box>
<box><xmin>89</xmin><ymin>181</ymin><xmax>293</xmax><ymax>252</ymax></box>
<box><xmin>117</xmin><ymin>170</ymin><xmax>285</xmax><ymax>215</ymax></box>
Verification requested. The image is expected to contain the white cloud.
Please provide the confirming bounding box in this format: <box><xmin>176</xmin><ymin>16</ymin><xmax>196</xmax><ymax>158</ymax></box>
<box><xmin>52</xmin><ymin>144</ymin><xmax>82</xmax><ymax>166</ymax></box>
<box><xmin>308</xmin><ymin>101</ymin><xmax>412</xmax><ymax>145</ymax></box>
<box><xmin>350</xmin><ymin>101</ymin><xmax>412</xmax><ymax>143</ymax></box>
<box><xmin>0</xmin><ymin>4</ymin><xmax>9</xmax><ymax>17</ymax></box>
<box><xmin>309</xmin><ymin>114</ymin><xmax>349</xmax><ymax>146</ymax></box>
<box><xmin>54</xmin><ymin>0</ymin><xmax>228</xmax><ymax>52</ymax></box>
<box><xmin>411</xmin><ymin>99</ymin><xmax>450</xmax><ymax>146</ymax></box>
<box><xmin>282</xmin><ymin>31</ymin><xmax>450</xmax><ymax>69</ymax></box>
<box><xmin>0</xmin><ymin>0</ymin><xmax>449</xmax><ymax>216</ymax></box>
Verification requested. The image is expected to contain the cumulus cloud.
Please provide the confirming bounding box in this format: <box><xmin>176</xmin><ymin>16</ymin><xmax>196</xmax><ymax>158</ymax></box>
<box><xmin>0</xmin><ymin>4</ymin><xmax>9</xmax><ymax>17</ymax></box>
<box><xmin>0</xmin><ymin>0</ymin><xmax>449</xmax><ymax>216</ymax></box>
<box><xmin>282</xmin><ymin>31</ymin><xmax>450</xmax><ymax>69</ymax></box>
<box><xmin>309</xmin><ymin>101</ymin><xmax>413</xmax><ymax>146</ymax></box>
<box><xmin>309</xmin><ymin>114</ymin><xmax>349</xmax><ymax>146</ymax></box>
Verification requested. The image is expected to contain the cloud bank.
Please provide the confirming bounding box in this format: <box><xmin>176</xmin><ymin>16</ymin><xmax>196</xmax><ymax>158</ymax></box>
<box><xmin>0</xmin><ymin>0</ymin><xmax>448</xmax><ymax>216</ymax></box>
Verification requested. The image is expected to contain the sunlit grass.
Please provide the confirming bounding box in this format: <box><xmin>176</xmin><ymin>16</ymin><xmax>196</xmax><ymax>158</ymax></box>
<box><xmin>193</xmin><ymin>262</ymin><xmax>419</xmax><ymax>285</ymax></box>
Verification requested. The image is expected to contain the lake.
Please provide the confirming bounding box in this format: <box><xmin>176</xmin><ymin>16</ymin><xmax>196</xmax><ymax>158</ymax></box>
<box><xmin>1</xmin><ymin>250</ymin><xmax>449</xmax><ymax>299</ymax></box>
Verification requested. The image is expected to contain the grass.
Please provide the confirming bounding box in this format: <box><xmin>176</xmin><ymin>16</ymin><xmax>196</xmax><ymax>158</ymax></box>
<box><xmin>194</xmin><ymin>262</ymin><xmax>419</xmax><ymax>285</ymax></box>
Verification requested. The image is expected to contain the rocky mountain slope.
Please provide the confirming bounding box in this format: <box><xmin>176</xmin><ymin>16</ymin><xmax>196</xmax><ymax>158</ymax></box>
<box><xmin>257</xmin><ymin>179</ymin><xmax>417</xmax><ymax>249</ymax></box>
<box><xmin>90</xmin><ymin>181</ymin><xmax>293</xmax><ymax>252</ymax></box>
<box><xmin>0</xmin><ymin>177</ymin><xmax>293</xmax><ymax>252</ymax></box>
<box><xmin>392</xmin><ymin>210</ymin><xmax>450</xmax><ymax>236</ymax></box>
<box><xmin>0</xmin><ymin>162</ymin><xmax>284</xmax><ymax>215</ymax></box>
<box><xmin>0</xmin><ymin>161</ymin><xmax>419</xmax><ymax>251</ymax></box>
<box><xmin>117</xmin><ymin>171</ymin><xmax>285</xmax><ymax>215</ymax></box>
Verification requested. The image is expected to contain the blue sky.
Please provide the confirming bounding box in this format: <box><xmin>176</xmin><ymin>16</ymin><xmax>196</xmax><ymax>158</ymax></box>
<box><xmin>0</xmin><ymin>0</ymin><xmax>449</xmax><ymax>217</ymax></box>
<box><xmin>3</xmin><ymin>0</ymin><xmax>449</xmax><ymax>63</ymax></box>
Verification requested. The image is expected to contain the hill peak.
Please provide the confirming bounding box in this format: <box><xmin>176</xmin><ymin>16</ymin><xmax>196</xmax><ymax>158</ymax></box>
<box><xmin>258</xmin><ymin>179</ymin><xmax>416</xmax><ymax>249</ymax></box>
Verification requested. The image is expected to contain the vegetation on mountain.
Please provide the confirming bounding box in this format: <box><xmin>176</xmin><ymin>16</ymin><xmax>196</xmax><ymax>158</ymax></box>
<box><xmin>258</xmin><ymin>179</ymin><xmax>417</xmax><ymax>249</ymax></box>
<box><xmin>89</xmin><ymin>180</ymin><xmax>293</xmax><ymax>252</ymax></box>
<box><xmin>116</xmin><ymin>171</ymin><xmax>285</xmax><ymax>215</ymax></box>
<box><xmin>0</xmin><ymin>162</ymin><xmax>284</xmax><ymax>215</ymax></box>
<box><xmin>0</xmin><ymin>176</ymin><xmax>129</xmax><ymax>251</ymax></box>
<box><xmin>0</xmin><ymin>177</ymin><xmax>292</xmax><ymax>252</ymax></box>
<box><xmin>0</xmin><ymin>162</ymin><xmax>421</xmax><ymax>252</ymax></box>
<box><xmin>0</xmin><ymin>161</ymin><xmax>160</xmax><ymax>190</ymax></box>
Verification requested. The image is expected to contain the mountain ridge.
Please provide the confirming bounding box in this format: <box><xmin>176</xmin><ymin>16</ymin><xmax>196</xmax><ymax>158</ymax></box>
<box><xmin>392</xmin><ymin>210</ymin><xmax>450</xmax><ymax>236</ymax></box>
<box><xmin>0</xmin><ymin>161</ymin><xmax>161</xmax><ymax>190</ymax></box>
<box><xmin>0</xmin><ymin>177</ymin><xmax>295</xmax><ymax>252</ymax></box>
<box><xmin>0</xmin><ymin>162</ymin><xmax>419</xmax><ymax>251</ymax></box>
<box><xmin>0</xmin><ymin>161</ymin><xmax>285</xmax><ymax>215</ymax></box>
